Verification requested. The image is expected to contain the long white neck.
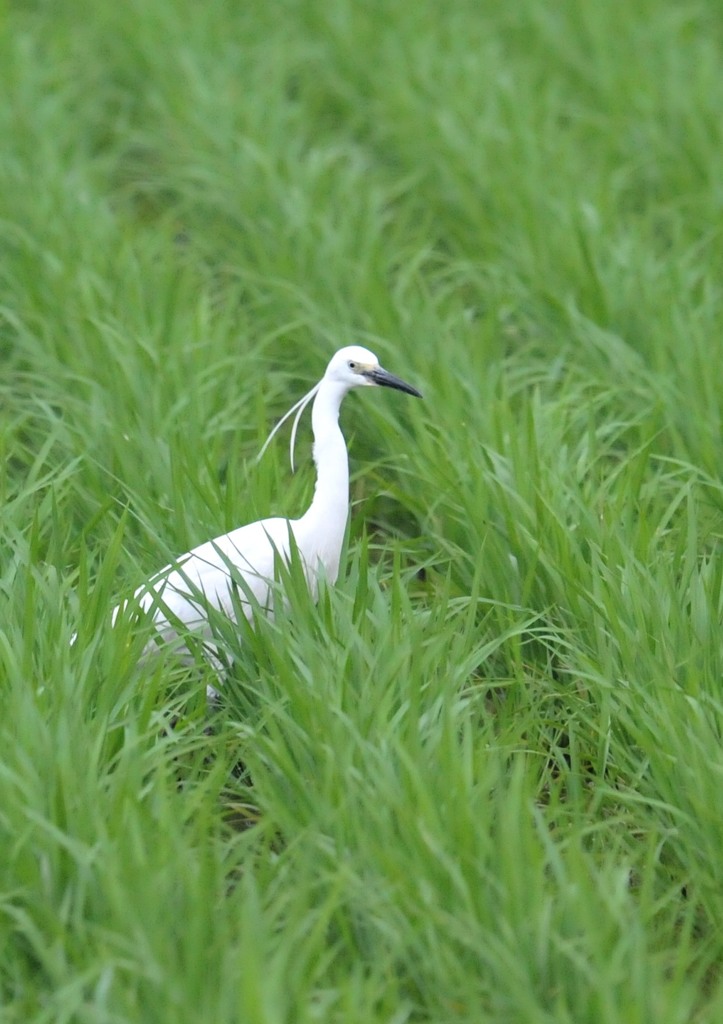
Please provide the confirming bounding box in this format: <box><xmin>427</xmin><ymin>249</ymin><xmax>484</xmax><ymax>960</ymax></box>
<box><xmin>297</xmin><ymin>378</ymin><xmax>350</xmax><ymax>537</ymax></box>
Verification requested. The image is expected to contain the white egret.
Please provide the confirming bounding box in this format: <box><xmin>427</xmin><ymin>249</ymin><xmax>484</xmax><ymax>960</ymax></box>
<box><xmin>114</xmin><ymin>346</ymin><xmax>422</xmax><ymax>679</ymax></box>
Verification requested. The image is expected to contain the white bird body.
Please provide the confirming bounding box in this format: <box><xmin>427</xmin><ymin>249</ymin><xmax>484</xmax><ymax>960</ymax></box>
<box><xmin>123</xmin><ymin>516</ymin><xmax>294</xmax><ymax>643</ymax></box>
<box><xmin>112</xmin><ymin>347</ymin><xmax>421</xmax><ymax>667</ymax></box>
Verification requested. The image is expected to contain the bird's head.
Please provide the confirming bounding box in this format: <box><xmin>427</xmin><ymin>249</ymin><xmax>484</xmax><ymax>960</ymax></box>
<box><xmin>325</xmin><ymin>346</ymin><xmax>422</xmax><ymax>397</ymax></box>
<box><xmin>258</xmin><ymin>345</ymin><xmax>422</xmax><ymax>471</ymax></box>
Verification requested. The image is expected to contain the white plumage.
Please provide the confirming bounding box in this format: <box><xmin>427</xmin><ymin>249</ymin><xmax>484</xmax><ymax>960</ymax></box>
<box><xmin>113</xmin><ymin>345</ymin><xmax>421</xmax><ymax>674</ymax></box>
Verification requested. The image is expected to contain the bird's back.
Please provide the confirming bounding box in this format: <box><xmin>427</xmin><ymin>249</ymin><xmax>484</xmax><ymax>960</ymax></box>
<box><xmin>120</xmin><ymin>516</ymin><xmax>294</xmax><ymax>644</ymax></box>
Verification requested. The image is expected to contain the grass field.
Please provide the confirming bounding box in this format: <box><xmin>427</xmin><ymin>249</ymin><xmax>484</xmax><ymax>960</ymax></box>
<box><xmin>2</xmin><ymin>0</ymin><xmax>723</xmax><ymax>1020</ymax></box>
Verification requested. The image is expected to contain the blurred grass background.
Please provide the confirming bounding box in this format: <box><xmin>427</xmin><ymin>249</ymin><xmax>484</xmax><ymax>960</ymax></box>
<box><xmin>2</xmin><ymin>0</ymin><xmax>723</xmax><ymax>1020</ymax></box>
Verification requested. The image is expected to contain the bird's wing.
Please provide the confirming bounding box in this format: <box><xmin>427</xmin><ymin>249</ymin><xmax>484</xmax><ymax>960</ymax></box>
<box><xmin>121</xmin><ymin>517</ymin><xmax>294</xmax><ymax>637</ymax></box>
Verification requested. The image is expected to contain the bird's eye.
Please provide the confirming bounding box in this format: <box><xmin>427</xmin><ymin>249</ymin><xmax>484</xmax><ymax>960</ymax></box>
<box><xmin>347</xmin><ymin>360</ymin><xmax>357</xmax><ymax>370</ymax></box>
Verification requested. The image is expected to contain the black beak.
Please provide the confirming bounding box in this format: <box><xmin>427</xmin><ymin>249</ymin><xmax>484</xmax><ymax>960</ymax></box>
<box><xmin>363</xmin><ymin>365</ymin><xmax>423</xmax><ymax>398</ymax></box>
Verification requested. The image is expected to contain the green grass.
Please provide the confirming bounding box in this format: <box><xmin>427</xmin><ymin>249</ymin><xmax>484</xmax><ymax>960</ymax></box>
<box><xmin>2</xmin><ymin>0</ymin><xmax>723</xmax><ymax>1019</ymax></box>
